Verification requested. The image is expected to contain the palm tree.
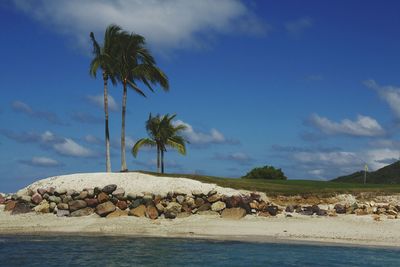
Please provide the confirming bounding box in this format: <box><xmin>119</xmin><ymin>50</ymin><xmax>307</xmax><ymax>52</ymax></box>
<box><xmin>116</xmin><ymin>33</ymin><xmax>169</xmax><ymax>172</ymax></box>
<box><xmin>132</xmin><ymin>114</ymin><xmax>188</xmax><ymax>173</ymax></box>
<box><xmin>89</xmin><ymin>25</ymin><xmax>123</xmax><ymax>172</ymax></box>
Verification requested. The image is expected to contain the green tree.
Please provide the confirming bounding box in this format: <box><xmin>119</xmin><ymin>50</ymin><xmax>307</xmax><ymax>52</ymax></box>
<box><xmin>89</xmin><ymin>25</ymin><xmax>123</xmax><ymax>172</ymax></box>
<box><xmin>132</xmin><ymin>114</ymin><xmax>188</xmax><ymax>173</ymax></box>
<box><xmin>242</xmin><ymin>165</ymin><xmax>287</xmax><ymax>180</ymax></box>
<box><xmin>116</xmin><ymin>33</ymin><xmax>169</xmax><ymax>171</ymax></box>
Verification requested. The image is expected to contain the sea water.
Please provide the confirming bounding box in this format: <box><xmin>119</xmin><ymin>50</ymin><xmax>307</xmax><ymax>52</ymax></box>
<box><xmin>0</xmin><ymin>235</ymin><xmax>399</xmax><ymax>266</ymax></box>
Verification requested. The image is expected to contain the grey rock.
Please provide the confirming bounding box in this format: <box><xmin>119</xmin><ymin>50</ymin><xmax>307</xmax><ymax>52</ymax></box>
<box><xmin>57</xmin><ymin>209</ymin><xmax>70</xmax><ymax>217</ymax></box>
<box><xmin>102</xmin><ymin>184</ymin><xmax>117</xmax><ymax>194</ymax></box>
<box><xmin>112</xmin><ymin>188</ymin><xmax>125</xmax><ymax>198</ymax></box>
<box><xmin>11</xmin><ymin>202</ymin><xmax>32</xmax><ymax>215</ymax></box>
<box><xmin>48</xmin><ymin>196</ymin><xmax>62</xmax><ymax>204</ymax></box>
<box><xmin>176</xmin><ymin>195</ymin><xmax>185</xmax><ymax>204</ymax></box>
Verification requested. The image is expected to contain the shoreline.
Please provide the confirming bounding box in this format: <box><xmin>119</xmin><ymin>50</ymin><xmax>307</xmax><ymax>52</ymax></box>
<box><xmin>1</xmin><ymin>211</ymin><xmax>399</xmax><ymax>248</ymax></box>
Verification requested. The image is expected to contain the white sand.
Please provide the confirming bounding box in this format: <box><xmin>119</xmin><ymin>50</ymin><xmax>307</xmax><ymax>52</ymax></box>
<box><xmin>0</xmin><ymin>209</ymin><xmax>399</xmax><ymax>247</ymax></box>
<box><xmin>17</xmin><ymin>172</ymin><xmax>242</xmax><ymax>197</ymax></box>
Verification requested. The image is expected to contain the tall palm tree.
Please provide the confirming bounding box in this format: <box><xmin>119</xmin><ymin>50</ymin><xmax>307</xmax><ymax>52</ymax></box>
<box><xmin>132</xmin><ymin>114</ymin><xmax>188</xmax><ymax>173</ymax></box>
<box><xmin>116</xmin><ymin>33</ymin><xmax>169</xmax><ymax>172</ymax></box>
<box><xmin>89</xmin><ymin>25</ymin><xmax>123</xmax><ymax>172</ymax></box>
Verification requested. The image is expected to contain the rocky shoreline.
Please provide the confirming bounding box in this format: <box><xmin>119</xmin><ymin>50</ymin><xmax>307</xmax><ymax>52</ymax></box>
<box><xmin>1</xmin><ymin>184</ymin><xmax>399</xmax><ymax>221</ymax></box>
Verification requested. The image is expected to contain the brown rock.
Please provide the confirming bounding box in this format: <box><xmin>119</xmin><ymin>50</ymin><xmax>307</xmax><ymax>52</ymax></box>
<box><xmin>129</xmin><ymin>204</ymin><xmax>146</xmax><ymax>217</ymax></box>
<box><xmin>76</xmin><ymin>191</ymin><xmax>88</xmax><ymax>200</ymax></box>
<box><xmin>197</xmin><ymin>203</ymin><xmax>211</xmax><ymax>211</ymax></box>
<box><xmin>156</xmin><ymin>203</ymin><xmax>165</xmax><ymax>213</ymax></box>
<box><xmin>207</xmin><ymin>194</ymin><xmax>221</xmax><ymax>203</ymax></box>
<box><xmin>4</xmin><ymin>201</ymin><xmax>17</xmax><ymax>211</ymax></box>
<box><xmin>249</xmin><ymin>201</ymin><xmax>259</xmax><ymax>210</ymax></box>
<box><xmin>221</xmin><ymin>208</ymin><xmax>247</xmax><ymax>219</ymax></box>
<box><xmin>97</xmin><ymin>192</ymin><xmax>109</xmax><ymax>203</ymax></box>
<box><xmin>68</xmin><ymin>200</ymin><xmax>87</xmax><ymax>212</ymax></box>
<box><xmin>176</xmin><ymin>212</ymin><xmax>191</xmax><ymax>218</ymax></box>
<box><xmin>37</xmin><ymin>188</ymin><xmax>47</xmax><ymax>195</ymax></box>
<box><xmin>85</xmin><ymin>198</ymin><xmax>99</xmax><ymax>207</ymax></box>
<box><xmin>57</xmin><ymin>203</ymin><xmax>69</xmax><ymax>210</ymax></box>
<box><xmin>96</xmin><ymin>201</ymin><xmax>116</xmax><ymax>217</ymax></box>
<box><xmin>31</xmin><ymin>193</ymin><xmax>43</xmax><ymax>205</ymax></box>
<box><xmin>71</xmin><ymin>207</ymin><xmax>94</xmax><ymax>217</ymax></box>
<box><xmin>226</xmin><ymin>195</ymin><xmax>242</xmax><ymax>208</ymax></box>
<box><xmin>11</xmin><ymin>202</ymin><xmax>32</xmax><ymax>215</ymax></box>
<box><xmin>146</xmin><ymin>205</ymin><xmax>159</xmax><ymax>220</ymax></box>
<box><xmin>116</xmin><ymin>200</ymin><xmax>128</xmax><ymax>210</ymax></box>
<box><xmin>194</xmin><ymin>198</ymin><xmax>205</xmax><ymax>207</ymax></box>
<box><xmin>106</xmin><ymin>209</ymin><xmax>128</xmax><ymax>218</ymax></box>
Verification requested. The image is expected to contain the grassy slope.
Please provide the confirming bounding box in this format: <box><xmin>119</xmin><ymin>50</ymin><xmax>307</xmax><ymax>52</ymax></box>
<box><xmin>137</xmin><ymin>171</ymin><xmax>400</xmax><ymax>196</ymax></box>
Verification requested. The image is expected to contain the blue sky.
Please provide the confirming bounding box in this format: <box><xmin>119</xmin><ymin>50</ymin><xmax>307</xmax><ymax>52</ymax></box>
<box><xmin>1</xmin><ymin>0</ymin><xmax>400</xmax><ymax>192</ymax></box>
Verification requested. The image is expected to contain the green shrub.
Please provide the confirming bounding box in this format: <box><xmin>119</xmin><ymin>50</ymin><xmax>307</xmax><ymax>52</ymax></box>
<box><xmin>242</xmin><ymin>165</ymin><xmax>287</xmax><ymax>180</ymax></box>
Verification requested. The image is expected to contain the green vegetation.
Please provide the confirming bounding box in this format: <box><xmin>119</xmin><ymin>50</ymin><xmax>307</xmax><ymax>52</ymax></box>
<box><xmin>89</xmin><ymin>24</ymin><xmax>169</xmax><ymax>172</ymax></box>
<box><xmin>137</xmin><ymin>171</ymin><xmax>400</xmax><ymax>196</ymax></box>
<box><xmin>333</xmin><ymin>161</ymin><xmax>400</xmax><ymax>184</ymax></box>
<box><xmin>242</xmin><ymin>165</ymin><xmax>287</xmax><ymax>180</ymax></box>
<box><xmin>132</xmin><ymin>114</ymin><xmax>188</xmax><ymax>173</ymax></box>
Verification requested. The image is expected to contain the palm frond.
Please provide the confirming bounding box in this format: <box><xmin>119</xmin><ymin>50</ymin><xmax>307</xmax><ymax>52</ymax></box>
<box><xmin>132</xmin><ymin>138</ymin><xmax>156</xmax><ymax>157</ymax></box>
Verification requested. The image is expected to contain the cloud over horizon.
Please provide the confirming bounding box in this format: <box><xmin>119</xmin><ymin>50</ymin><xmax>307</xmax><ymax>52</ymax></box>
<box><xmin>86</xmin><ymin>94</ymin><xmax>118</xmax><ymax>111</ymax></box>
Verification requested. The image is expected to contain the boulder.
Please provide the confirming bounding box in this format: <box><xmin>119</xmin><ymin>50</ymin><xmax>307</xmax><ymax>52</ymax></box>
<box><xmin>31</xmin><ymin>193</ymin><xmax>43</xmax><ymax>205</ymax></box>
<box><xmin>129</xmin><ymin>205</ymin><xmax>146</xmax><ymax>217</ymax></box>
<box><xmin>164</xmin><ymin>211</ymin><xmax>177</xmax><ymax>219</ymax></box>
<box><xmin>4</xmin><ymin>201</ymin><xmax>17</xmax><ymax>211</ymax></box>
<box><xmin>194</xmin><ymin>198</ymin><xmax>205</xmax><ymax>207</ymax></box>
<box><xmin>55</xmin><ymin>188</ymin><xmax>67</xmax><ymax>196</ymax></box>
<box><xmin>176</xmin><ymin>195</ymin><xmax>185</xmax><ymax>204</ymax></box>
<box><xmin>61</xmin><ymin>195</ymin><xmax>73</xmax><ymax>204</ymax></box>
<box><xmin>112</xmin><ymin>188</ymin><xmax>125</xmax><ymax>199</ymax></box>
<box><xmin>249</xmin><ymin>201</ymin><xmax>259</xmax><ymax>210</ymax></box>
<box><xmin>96</xmin><ymin>201</ymin><xmax>116</xmax><ymax>217</ymax></box>
<box><xmin>146</xmin><ymin>205</ymin><xmax>159</xmax><ymax>220</ymax></box>
<box><xmin>109</xmin><ymin>197</ymin><xmax>119</xmax><ymax>205</ymax></box>
<box><xmin>46</xmin><ymin>187</ymin><xmax>56</xmax><ymax>195</ymax></box>
<box><xmin>197</xmin><ymin>203</ymin><xmax>211</xmax><ymax>211</ymax></box>
<box><xmin>221</xmin><ymin>208</ymin><xmax>246</xmax><ymax>219</ymax></box>
<box><xmin>33</xmin><ymin>200</ymin><xmax>50</xmax><ymax>213</ymax></box>
<box><xmin>19</xmin><ymin>195</ymin><xmax>32</xmax><ymax>203</ymax></box>
<box><xmin>207</xmin><ymin>194</ymin><xmax>221</xmax><ymax>203</ymax></box>
<box><xmin>49</xmin><ymin>202</ymin><xmax>57</xmax><ymax>212</ymax></box>
<box><xmin>11</xmin><ymin>202</ymin><xmax>32</xmax><ymax>215</ymax></box>
<box><xmin>387</xmin><ymin>209</ymin><xmax>398</xmax><ymax>216</ymax></box>
<box><xmin>192</xmin><ymin>190</ymin><xmax>203</xmax><ymax>197</ymax></box>
<box><xmin>57</xmin><ymin>203</ymin><xmax>69</xmax><ymax>210</ymax></box>
<box><xmin>68</xmin><ymin>200</ymin><xmax>87</xmax><ymax>212</ymax></box>
<box><xmin>67</xmin><ymin>190</ymin><xmax>79</xmax><ymax>197</ymax></box>
<box><xmin>211</xmin><ymin>201</ymin><xmax>226</xmax><ymax>212</ymax></box>
<box><xmin>71</xmin><ymin>207</ymin><xmax>94</xmax><ymax>217</ymax></box>
<box><xmin>317</xmin><ymin>209</ymin><xmax>328</xmax><ymax>216</ymax></box>
<box><xmin>165</xmin><ymin>202</ymin><xmax>182</xmax><ymax>214</ymax></box>
<box><xmin>285</xmin><ymin>205</ymin><xmax>294</xmax><ymax>213</ymax></box>
<box><xmin>185</xmin><ymin>197</ymin><xmax>195</xmax><ymax>207</ymax></box>
<box><xmin>48</xmin><ymin>196</ymin><xmax>61</xmax><ymax>204</ymax></box>
<box><xmin>57</xmin><ymin>209</ymin><xmax>70</xmax><ymax>217</ymax></box>
<box><xmin>129</xmin><ymin>199</ymin><xmax>143</xmax><ymax>209</ymax></box>
<box><xmin>116</xmin><ymin>200</ymin><xmax>128</xmax><ymax>210</ymax></box>
<box><xmin>156</xmin><ymin>203</ymin><xmax>165</xmax><ymax>213</ymax></box>
<box><xmin>208</xmin><ymin>189</ymin><xmax>217</xmax><ymax>196</ymax></box>
<box><xmin>97</xmin><ymin>192</ymin><xmax>109</xmax><ymax>203</ymax></box>
<box><xmin>85</xmin><ymin>198</ymin><xmax>99</xmax><ymax>207</ymax></box>
<box><xmin>75</xmin><ymin>191</ymin><xmax>88</xmax><ymax>200</ymax></box>
<box><xmin>37</xmin><ymin>188</ymin><xmax>47</xmax><ymax>195</ymax></box>
<box><xmin>334</xmin><ymin>204</ymin><xmax>346</xmax><ymax>214</ymax></box>
<box><xmin>266</xmin><ymin>205</ymin><xmax>278</xmax><ymax>216</ymax></box>
<box><xmin>106</xmin><ymin>209</ymin><xmax>128</xmax><ymax>218</ymax></box>
<box><xmin>226</xmin><ymin>195</ymin><xmax>242</xmax><ymax>208</ymax></box>
<box><xmin>86</xmin><ymin>189</ymin><xmax>95</xmax><ymax>198</ymax></box>
<box><xmin>102</xmin><ymin>184</ymin><xmax>117</xmax><ymax>194</ymax></box>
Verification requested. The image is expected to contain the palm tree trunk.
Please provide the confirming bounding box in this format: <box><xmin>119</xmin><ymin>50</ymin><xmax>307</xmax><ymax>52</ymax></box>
<box><xmin>161</xmin><ymin>149</ymin><xmax>165</xmax><ymax>174</ymax></box>
<box><xmin>103</xmin><ymin>72</ymin><xmax>112</xmax><ymax>172</ymax></box>
<box><xmin>156</xmin><ymin>144</ymin><xmax>161</xmax><ymax>173</ymax></box>
<box><xmin>121</xmin><ymin>79</ymin><xmax>128</xmax><ymax>171</ymax></box>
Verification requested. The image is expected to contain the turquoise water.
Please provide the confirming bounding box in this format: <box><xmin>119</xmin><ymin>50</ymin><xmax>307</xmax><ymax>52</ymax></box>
<box><xmin>0</xmin><ymin>235</ymin><xmax>399</xmax><ymax>266</ymax></box>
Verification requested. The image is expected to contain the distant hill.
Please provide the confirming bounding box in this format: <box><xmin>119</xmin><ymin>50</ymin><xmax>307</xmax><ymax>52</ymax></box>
<box><xmin>332</xmin><ymin>161</ymin><xmax>400</xmax><ymax>184</ymax></box>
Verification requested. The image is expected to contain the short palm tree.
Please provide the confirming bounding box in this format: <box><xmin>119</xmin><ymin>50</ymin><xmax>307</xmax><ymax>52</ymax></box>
<box><xmin>132</xmin><ymin>114</ymin><xmax>188</xmax><ymax>173</ymax></box>
<box><xmin>89</xmin><ymin>24</ymin><xmax>123</xmax><ymax>172</ymax></box>
<box><xmin>116</xmin><ymin>33</ymin><xmax>169</xmax><ymax>172</ymax></box>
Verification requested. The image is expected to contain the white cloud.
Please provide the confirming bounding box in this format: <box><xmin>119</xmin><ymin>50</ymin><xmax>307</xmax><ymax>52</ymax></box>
<box><xmin>20</xmin><ymin>156</ymin><xmax>61</xmax><ymax>167</ymax></box>
<box><xmin>365</xmin><ymin>148</ymin><xmax>399</xmax><ymax>170</ymax></box>
<box><xmin>84</xmin><ymin>134</ymin><xmax>102</xmax><ymax>144</ymax></box>
<box><xmin>12</xmin><ymin>0</ymin><xmax>267</xmax><ymax>51</ymax></box>
<box><xmin>285</xmin><ymin>17</ymin><xmax>313</xmax><ymax>37</ymax></box>
<box><xmin>86</xmin><ymin>94</ymin><xmax>118</xmax><ymax>111</ymax></box>
<box><xmin>364</xmin><ymin>79</ymin><xmax>400</xmax><ymax>119</ymax></box>
<box><xmin>293</xmin><ymin>151</ymin><xmax>360</xmax><ymax>166</ymax></box>
<box><xmin>53</xmin><ymin>138</ymin><xmax>93</xmax><ymax>157</ymax></box>
<box><xmin>309</xmin><ymin>114</ymin><xmax>385</xmax><ymax>137</ymax></box>
<box><xmin>173</xmin><ymin>120</ymin><xmax>231</xmax><ymax>145</ymax></box>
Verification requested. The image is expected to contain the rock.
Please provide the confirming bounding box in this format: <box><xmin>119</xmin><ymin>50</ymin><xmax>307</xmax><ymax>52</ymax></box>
<box><xmin>68</xmin><ymin>200</ymin><xmax>87</xmax><ymax>212</ymax></box>
<box><xmin>57</xmin><ymin>203</ymin><xmax>69</xmax><ymax>210</ymax></box>
<box><xmin>156</xmin><ymin>203</ymin><xmax>165</xmax><ymax>213</ymax></box>
<box><xmin>328</xmin><ymin>210</ymin><xmax>337</xmax><ymax>217</ymax></box>
<box><xmin>19</xmin><ymin>195</ymin><xmax>32</xmax><ymax>203</ymax></box>
<box><xmin>387</xmin><ymin>209</ymin><xmax>398</xmax><ymax>216</ymax></box>
<box><xmin>197</xmin><ymin>203</ymin><xmax>211</xmax><ymax>211</ymax></box>
<box><xmin>197</xmin><ymin>210</ymin><xmax>219</xmax><ymax>216</ymax></box>
<box><xmin>334</xmin><ymin>204</ymin><xmax>346</xmax><ymax>214</ymax></box>
<box><xmin>266</xmin><ymin>205</ymin><xmax>278</xmax><ymax>216</ymax></box>
<box><xmin>258</xmin><ymin>211</ymin><xmax>271</xmax><ymax>217</ymax></box>
<box><xmin>181</xmin><ymin>203</ymin><xmax>192</xmax><ymax>213</ymax></box>
<box><xmin>211</xmin><ymin>201</ymin><xmax>226</xmax><ymax>212</ymax></box>
<box><xmin>97</xmin><ymin>192</ymin><xmax>109</xmax><ymax>203</ymax></box>
<box><xmin>109</xmin><ymin>197</ymin><xmax>119</xmax><ymax>205</ymax></box>
<box><xmin>96</xmin><ymin>201</ymin><xmax>116</xmax><ymax>217</ymax></box>
<box><xmin>117</xmin><ymin>200</ymin><xmax>128</xmax><ymax>210</ymax></box>
<box><xmin>311</xmin><ymin>205</ymin><xmax>320</xmax><ymax>214</ymax></box>
<box><xmin>31</xmin><ymin>193</ymin><xmax>43</xmax><ymax>205</ymax></box>
<box><xmin>57</xmin><ymin>209</ymin><xmax>70</xmax><ymax>217</ymax></box>
<box><xmin>286</xmin><ymin>214</ymin><xmax>293</xmax><ymax>218</ymax></box>
<box><xmin>185</xmin><ymin>197</ymin><xmax>195</xmax><ymax>207</ymax></box>
<box><xmin>71</xmin><ymin>207</ymin><xmax>94</xmax><ymax>217</ymax></box>
<box><xmin>76</xmin><ymin>191</ymin><xmax>88</xmax><ymax>200</ymax></box>
<box><xmin>0</xmin><ymin>195</ymin><xmax>5</xmax><ymax>204</ymax></box>
<box><xmin>49</xmin><ymin>202</ymin><xmax>57</xmax><ymax>212</ymax></box>
<box><xmin>102</xmin><ymin>184</ymin><xmax>117</xmax><ymax>194</ymax></box>
<box><xmin>164</xmin><ymin>211</ymin><xmax>177</xmax><ymax>219</ymax></box>
<box><xmin>106</xmin><ymin>209</ymin><xmax>128</xmax><ymax>218</ymax></box>
<box><xmin>37</xmin><ymin>188</ymin><xmax>47</xmax><ymax>195</ymax></box>
<box><xmin>85</xmin><ymin>198</ymin><xmax>99</xmax><ymax>207</ymax></box>
<box><xmin>176</xmin><ymin>195</ymin><xmax>185</xmax><ymax>204</ymax></box>
<box><xmin>194</xmin><ymin>198</ymin><xmax>205</xmax><ymax>207</ymax></box>
<box><xmin>127</xmin><ymin>193</ymin><xmax>137</xmax><ymax>200</ymax></box>
<box><xmin>62</xmin><ymin>195</ymin><xmax>73</xmax><ymax>204</ymax></box>
<box><xmin>226</xmin><ymin>195</ymin><xmax>242</xmax><ymax>208</ymax></box>
<box><xmin>146</xmin><ymin>205</ymin><xmax>159</xmax><ymax>220</ymax></box>
<box><xmin>129</xmin><ymin>205</ymin><xmax>146</xmax><ymax>217</ymax></box>
<box><xmin>4</xmin><ymin>201</ymin><xmax>17</xmax><ymax>211</ymax></box>
<box><xmin>208</xmin><ymin>189</ymin><xmax>217</xmax><ymax>196</ymax></box>
<box><xmin>317</xmin><ymin>209</ymin><xmax>328</xmax><ymax>216</ymax></box>
<box><xmin>221</xmin><ymin>208</ymin><xmax>247</xmax><ymax>219</ymax></box>
<box><xmin>192</xmin><ymin>190</ymin><xmax>203</xmax><ymax>197</ymax></box>
<box><xmin>300</xmin><ymin>209</ymin><xmax>314</xmax><ymax>216</ymax></box>
<box><xmin>129</xmin><ymin>199</ymin><xmax>143</xmax><ymax>209</ymax></box>
<box><xmin>207</xmin><ymin>194</ymin><xmax>221</xmax><ymax>203</ymax></box>
<box><xmin>86</xmin><ymin>189</ymin><xmax>95</xmax><ymax>198</ymax></box>
<box><xmin>112</xmin><ymin>188</ymin><xmax>125</xmax><ymax>199</ymax></box>
<box><xmin>55</xmin><ymin>188</ymin><xmax>67</xmax><ymax>196</ymax></box>
<box><xmin>94</xmin><ymin>187</ymin><xmax>102</xmax><ymax>196</ymax></box>
<box><xmin>33</xmin><ymin>200</ymin><xmax>50</xmax><ymax>213</ymax></box>
<box><xmin>249</xmin><ymin>201</ymin><xmax>259</xmax><ymax>210</ymax></box>
<box><xmin>143</xmin><ymin>194</ymin><xmax>153</xmax><ymax>203</ymax></box>
<box><xmin>48</xmin><ymin>196</ymin><xmax>61</xmax><ymax>204</ymax></box>
<box><xmin>67</xmin><ymin>190</ymin><xmax>79</xmax><ymax>197</ymax></box>
<box><xmin>46</xmin><ymin>187</ymin><xmax>56</xmax><ymax>195</ymax></box>
<box><xmin>165</xmin><ymin>202</ymin><xmax>182</xmax><ymax>214</ymax></box>
<box><xmin>387</xmin><ymin>215</ymin><xmax>396</xmax><ymax>219</ymax></box>
<box><xmin>176</xmin><ymin>212</ymin><xmax>191</xmax><ymax>218</ymax></box>
<box><xmin>355</xmin><ymin>209</ymin><xmax>368</xmax><ymax>216</ymax></box>
<box><xmin>285</xmin><ymin>205</ymin><xmax>294</xmax><ymax>213</ymax></box>
<box><xmin>11</xmin><ymin>202</ymin><xmax>32</xmax><ymax>215</ymax></box>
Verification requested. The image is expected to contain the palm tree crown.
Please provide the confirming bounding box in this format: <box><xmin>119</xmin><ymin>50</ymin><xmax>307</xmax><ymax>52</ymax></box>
<box><xmin>132</xmin><ymin>113</ymin><xmax>188</xmax><ymax>173</ymax></box>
